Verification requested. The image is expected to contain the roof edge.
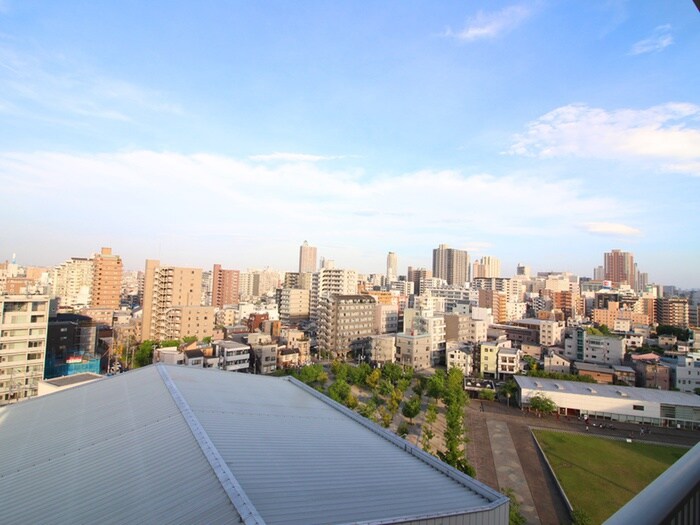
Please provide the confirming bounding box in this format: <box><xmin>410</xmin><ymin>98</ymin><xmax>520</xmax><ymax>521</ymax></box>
<box><xmin>285</xmin><ymin>375</ymin><xmax>508</xmax><ymax>510</ymax></box>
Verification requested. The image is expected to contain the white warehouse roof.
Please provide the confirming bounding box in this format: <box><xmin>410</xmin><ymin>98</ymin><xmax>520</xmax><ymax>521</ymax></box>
<box><xmin>515</xmin><ymin>376</ymin><xmax>700</xmax><ymax>408</ymax></box>
<box><xmin>0</xmin><ymin>364</ymin><xmax>508</xmax><ymax>525</ymax></box>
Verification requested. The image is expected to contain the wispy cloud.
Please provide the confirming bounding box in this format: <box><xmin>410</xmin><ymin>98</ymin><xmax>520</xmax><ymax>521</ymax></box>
<box><xmin>0</xmin><ymin>44</ymin><xmax>182</xmax><ymax>123</ymax></box>
<box><xmin>584</xmin><ymin>222</ymin><xmax>641</xmax><ymax>237</ymax></box>
<box><xmin>249</xmin><ymin>152</ymin><xmax>344</xmax><ymax>163</ymax></box>
<box><xmin>508</xmin><ymin>103</ymin><xmax>700</xmax><ymax>175</ymax></box>
<box><xmin>444</xmin><ymin>5</ymin><xmax>530</xmax><ymax>42</ymax></box>
<box><xmin>629</xmin><ymin>25</ymin><xmax>673</xmax><ymax>56</ymax></box>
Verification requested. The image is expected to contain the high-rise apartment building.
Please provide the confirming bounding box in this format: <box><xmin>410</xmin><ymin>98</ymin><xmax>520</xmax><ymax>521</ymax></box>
<box><xmin>407</xmin><ymin>267</ymin><xmax>431</xmax><ymax>296</ymax></box>
<box><xmin>90</xmin><ymin>247</ymin><xmax>123</xmax><ymax>310</ymax></box>
<box><xmin>277</xmin><ymin>288</ymin><xmax>310</xmax><ymax>325</ymax></box>
<box><xmin>212</xmin><ymin>264</ymin><xmax>240</xmax><ymax>308</ymax></box>
<box><xmin>473</xmin><ymin>256</ymin><xmax>501</xmax><ymax>279</ymax></box>
<box><xmin>310</xmin><ymin>267</ymin><xmax>358</xmax><ymax>319</ymax></box>
<box><xmin>386</xmin><ymin>252</ymin><xmax>398</xmax><ymax>282</ymax></box>
<box><xmin>52</xmin><ymin>257</ymin><xmax>93</xmax><ymax>309</ymax></box>
<box><xmin>656</xmin><ymin>298</ymin><xmax>689</xmax><ymax>329</ymax></box>
<box><xmin>317</xmin><ymin>294</ymin><xmax>375</xmax><ymax>358</ymax></box>
<box><xmin>141</xmin><ymin>260</ymin><xmax>203</xmax><ymax>342</ymax></box>
<box><xmin>432</xmin><ymin>244</ymin><xmax>470</xmax><ymax>286</ymax></box>
<box><xmin>604</xmin><ymin>249</ymin><xmax>636</xmax><ymax>290</ymax></box>
<box><xmin>299</xmin><ymin>241</ymin><xmax>317</xmax><ymax>274</ymax></box>
<box><xmin>0</xmin><ymin>294</ymin><xmax>50</xmax><ymax>405</ymax></box>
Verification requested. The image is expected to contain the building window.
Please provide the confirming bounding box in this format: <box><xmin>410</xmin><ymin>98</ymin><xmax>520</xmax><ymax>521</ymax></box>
<box><xmin>633</xmin><ymin>405</ymin><xmax>644</xmax><ymax>411</ymax></box>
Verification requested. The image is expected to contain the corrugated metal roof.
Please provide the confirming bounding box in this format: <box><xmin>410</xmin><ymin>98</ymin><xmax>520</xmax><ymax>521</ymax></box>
<box><xmin>515</xmin><ymin>375</ymin><xmax>700</xmax><ymax>407</ymax></box>
<box><xmin>0</xmin><ymin>365</ymin><xmax>508</xmax><ymax>525</ymax></box>
<box><xmin>0</xmin><ymin>366</ymin><xmax>241</xmax><ymax>525</ymax></box>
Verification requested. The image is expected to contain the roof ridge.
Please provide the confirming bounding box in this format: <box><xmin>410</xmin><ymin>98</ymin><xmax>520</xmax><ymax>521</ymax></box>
<box><xmin>156</xmin><ymin>364</ymin><xmax>266</xmax><ymax>525</ymax></box>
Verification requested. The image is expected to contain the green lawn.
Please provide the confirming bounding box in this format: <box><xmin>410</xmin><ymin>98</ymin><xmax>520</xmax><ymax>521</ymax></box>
<box><xmin>533</xmin><ymin>430</ymin><xmax>687</xmax><ymax>524</ymax></box>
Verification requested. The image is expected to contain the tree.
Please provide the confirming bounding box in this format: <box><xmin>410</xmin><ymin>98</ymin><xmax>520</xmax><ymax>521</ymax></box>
<box><xmin>134</xmin><ymin>340</ymin><xmax>156</xmax><ymax>368</ymax></box>
<box><xmin>427</xmin><ymin>370</ymin><xmax>446</xmax><ymax>402</ymax></box>
<box><xmin>381</xmin><ymin>363</ymin><xmax>404</xmax><ymax>385</ymax></box>
<box><xmin>328</xmin><ymin>379</ymin><xmax>351</xmax><ymax>404</ymax></box>
<box><xmin>182</xmin><ymin>336</ymin><xmax>198</xmax><ymax>344</ymax></box>
<box><xmin>160</xmin><ymin>339</ymin><xmax>180</xmax><ymax>348</ymax></box>
<box><xmin>401</xmin><ymin>395</ymin><xmax>421</xmax><ymax>424</ymax></box>
<box><xmin>397</xmin><ymin>421</ymin><xmax>409</xmax><ymax>438</ymax></box>
<box><xmin>366</xmin><ymin>368</ymin><xmax>381</xmax><ymax>389</ymax></box>
<box><xmin>529</xmin><ymin>394</ymin><xmax>557</xmax><ymax>414</ymax></box>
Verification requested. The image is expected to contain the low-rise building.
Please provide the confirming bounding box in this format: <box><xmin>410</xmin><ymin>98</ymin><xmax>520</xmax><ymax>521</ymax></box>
<box><xmin>543</xmin><ymin>350</ymin><xmax>571</xmax><ymax>374</ymax></box>
<box><xmin>446</xmin><ymin>341</ymin><xmax>473</xmax><ymax>375</ymax></box>
<box><xmin>497</xmin><ymin>347</ymin><xmax>522</xmax><ymax>380</ymax></box>
<box><xmin>515</xmin><ymin>375</ymin><xmax>700</xmax><ymax>428</ymax></box>
<box><xmin>368</xmin><ymin>335</ymin><xmax>396</xmax><ymax>365</ymax></box>
<box><xmin>214</xmin><ymin>340</ymin><xmax>251</xmax><ymax>372</ymax></box>
<box><xmin>395</xmin><ymin>332</ymin><xmax>431</xmax><ymax>370</ymax></box>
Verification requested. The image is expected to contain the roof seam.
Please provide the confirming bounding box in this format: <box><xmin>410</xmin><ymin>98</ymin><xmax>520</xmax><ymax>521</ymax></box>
<box><xmin>156</xmin><ymin>364</ymin><xmax>266</xmax><ymax>525</ymax></box>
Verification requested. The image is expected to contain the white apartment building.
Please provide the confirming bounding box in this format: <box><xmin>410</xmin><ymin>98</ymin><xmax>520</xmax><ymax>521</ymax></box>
<box><xmin>311</xmin><ymin>268</ymin><xmax>358</xmax><ymax>320</ymax></box>
<box><xmin>0</xmin><ymin>294</ymin><xmax>50</xmax><ymax>405</ymax></box>
<box><xmin>403</xmin><ymin>308</ymin><xmax>445</xmax><ymax>366</ymax></box>
<box><xmin>52</xmin><ymin>258</ymin><xmax>93</xmax><ymax>309</ymax></box>
<box><xmin>374</xmin><ymin>303</ymin><xmax>398</xmax><ymax>334</ymax></box>
<box><xmin>214</xmin><ymin>340</ymin><xmax>251</xmax><ymax>372</ymax></box>
<box><xmin>671</xmin><ymin>353</ymin><xmax>700</xmax><ymax>394</ymax></box>
<box><xmin>446</xmin><ymin>341</ymin><xmax>473</xmax><ymax>376</ymax></box>
<box><xmin>563</xmin><ymin>328</ymin><xmax>626</xmax><ymax>366</ymax></box>
<box><xmin>497</xmin><ymin>348</ymin><xmax>523</xmax><ymax>379</ymax></box>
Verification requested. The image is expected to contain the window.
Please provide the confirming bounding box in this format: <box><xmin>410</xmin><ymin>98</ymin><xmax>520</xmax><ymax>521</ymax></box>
<box><xmin>633</xmin><ymin>405</ymin><xmax>644</xmax><ymax>411</ymax></box>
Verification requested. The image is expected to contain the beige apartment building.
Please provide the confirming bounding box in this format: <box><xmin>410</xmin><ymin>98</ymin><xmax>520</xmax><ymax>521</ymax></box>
<box><xmin>317</xmin><ymin>294</ymin><xmax>375</xmax><ymax>358</ymax></box>
<box><xmin>0</xmin><ymin>294</ymin><xmax>50</xmax><ymax>405</ymax></box>
<box><xmin>162</xmin><ymin>305</ymin><xmax>216</xmax><ymax>341</ymax></box>
<box><xmin>90</xmin><ymin>247</ymin><xmax>122</xmax><ymax>310</ymax></box>
<box><xmin>278</xmin><ymin>288</ymin><xmax>310</xmax><ymax>325</ymax></box>
<box><xmin>395</xmin><ymin>332</ymin><xmax>431</xmax><ymax>370</ymax></box>
<box><xmin>52</xmin><ymin>257</ymin><xmax>93</xmax><ymax>309</ymax></box>
<box><xmin>141</xmin><ymin>260</ymin><xmax>203</xmax><ymax>341</ymax></box>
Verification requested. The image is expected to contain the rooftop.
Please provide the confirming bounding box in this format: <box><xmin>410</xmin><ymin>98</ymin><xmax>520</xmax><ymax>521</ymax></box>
<box><xmin>515</xmin><ymin>376</ymin><xmax>700</xmax><ymax>407</ymax></box>
<box><xmin>0</xmin><ymin>364</ymin><xmax>508</xmax><ymax>525</ymax></box>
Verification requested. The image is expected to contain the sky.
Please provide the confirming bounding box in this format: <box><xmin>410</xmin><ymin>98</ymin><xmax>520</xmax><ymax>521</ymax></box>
<box><xmin>1</xmin><ymin>1</ymin><xmax>699</xmax><ymax>287</ymax></box>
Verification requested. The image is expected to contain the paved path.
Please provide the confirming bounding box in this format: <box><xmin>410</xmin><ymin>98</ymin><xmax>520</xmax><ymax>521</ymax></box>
<box><xmin>487</xmin><ymin>419</ymin><xmax>541</xmax><ymax>524</ymax></box>
<box><xmin>468</xmin><ymin>400</ymin><xmax>700</xmax><ymax>525</ymax></box>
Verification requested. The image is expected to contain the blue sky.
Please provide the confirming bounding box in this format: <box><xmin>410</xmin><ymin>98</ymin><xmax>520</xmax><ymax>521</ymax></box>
<box><xmin>1</xmin><ymin>1</ymin><xmax>699</xmax><ymax>287</ymax></box>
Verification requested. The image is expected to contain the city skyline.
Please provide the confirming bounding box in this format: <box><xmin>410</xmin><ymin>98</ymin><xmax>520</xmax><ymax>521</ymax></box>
<box><xmin>1</xmin><ymin>2</ymin><xmax>699</xmax><ymax>287</ymax></box>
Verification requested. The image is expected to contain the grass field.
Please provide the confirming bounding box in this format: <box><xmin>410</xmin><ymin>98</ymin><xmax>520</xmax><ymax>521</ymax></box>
<box><xmin>533</xmin><ymin>430</ymin><xmax>687</xmax><ymax>524</ymax></box>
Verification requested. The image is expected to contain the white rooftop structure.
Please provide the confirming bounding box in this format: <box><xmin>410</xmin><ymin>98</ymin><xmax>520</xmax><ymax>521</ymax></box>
<box><xmin>515</xmin><ymin>376</ymin><xmax>700</xmax><ymax>428</ymax></box>
<box><xmin>0</xmin><ymin>364</ymin><xmax>508</xmax><ymax>525</ymax></box>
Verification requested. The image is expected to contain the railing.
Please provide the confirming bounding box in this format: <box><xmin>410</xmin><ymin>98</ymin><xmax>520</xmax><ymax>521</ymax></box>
<box><xmin>604</xmin><ymin>441</ymin><xmax>700</xmax><ymax>525</ymax></box>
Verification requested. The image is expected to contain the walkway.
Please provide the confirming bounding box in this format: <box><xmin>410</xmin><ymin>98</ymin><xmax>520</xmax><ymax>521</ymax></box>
<box><xmin>487</xmin><ymin>419</ymin><xmax>540</xmax><ymax>524</ymax></box>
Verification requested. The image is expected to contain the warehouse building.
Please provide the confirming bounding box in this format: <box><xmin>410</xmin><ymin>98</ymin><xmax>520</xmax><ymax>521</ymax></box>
<box><xmin>515</xmin><ymin>375</ymin><xmax>700</xmax><ymax>429</ymax></box>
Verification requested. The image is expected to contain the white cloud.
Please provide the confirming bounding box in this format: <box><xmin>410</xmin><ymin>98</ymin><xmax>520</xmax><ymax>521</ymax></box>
<box><xmin>249</xmin><ymin>152</ymin><xmax>343</xmax><ymax>163</ymax></box>
<box><xmin>445</xmin><ymin>5</ymin><xmax>530</xmax><ymax>42</ymax></box>
<box><xmin>584</xmin><ymin>222</ymin><xmax>641</xmax><ymax>237</ymax></box>
<box><xmin>509</xmin><ymin>103</ymin><xmax>700</xmax><ymax>170</ymax></box>
<box><xmin>0</xmin><ymin>150</ymin><xmax>634</xmax><ymax>269</ymax></box>
<box><xmin>630</xmin><ymin>25</ymin><xmax>673</xmax><ymax>56</ymax></box>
